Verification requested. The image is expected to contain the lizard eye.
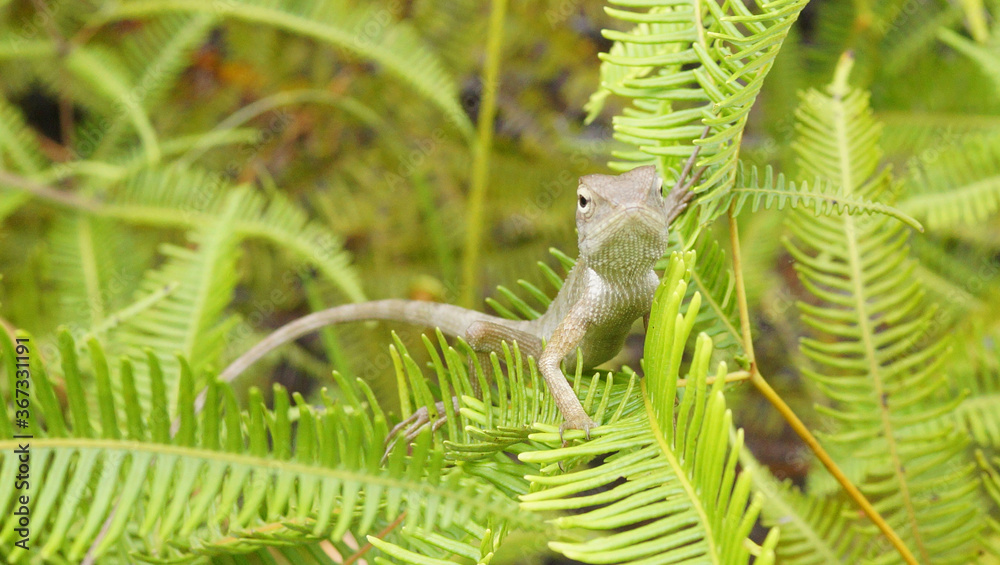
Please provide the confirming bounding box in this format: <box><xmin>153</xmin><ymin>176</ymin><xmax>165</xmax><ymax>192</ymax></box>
<box><xmin>578</xmin><ymin>195</ymin><xmax>589</xmax><ymax>208</ymax></box>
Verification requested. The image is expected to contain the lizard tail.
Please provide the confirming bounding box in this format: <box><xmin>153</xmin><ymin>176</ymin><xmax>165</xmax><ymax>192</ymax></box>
<box><xmin>217</xmin><ymin>299</ymin><xmax>514</xmax><ymax>385</ymax></box>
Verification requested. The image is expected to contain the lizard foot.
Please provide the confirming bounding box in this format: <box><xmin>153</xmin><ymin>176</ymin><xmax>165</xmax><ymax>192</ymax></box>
<box><xmin>558</xmin><ymin>415</ymin><xmax>597</xmax><ymax>443</ymax></box>
<box><xmin>382</xmin><ymin>397</ymin><xmax>460</xmax><ymax>463</ymax></box>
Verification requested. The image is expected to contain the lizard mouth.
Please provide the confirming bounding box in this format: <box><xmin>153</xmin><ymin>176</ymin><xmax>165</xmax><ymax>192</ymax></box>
<box><xmin>623</xmin><ymin>204</ymin><xmax>662</xmax><ymax>219</ymax></box>
<box><xmin>613</xmin><ymin>205</ymin><xmax>664</xmax><ymax>230</ymax></box>
<box><xmin>586</xmin><ymin>206</ymin><xmax>666</xmax><ymax>245</ymax></box>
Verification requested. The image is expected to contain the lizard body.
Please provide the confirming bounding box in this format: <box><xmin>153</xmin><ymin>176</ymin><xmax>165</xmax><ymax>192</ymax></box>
<box><xmin>219</xmin><ymin>164</ymin><xmax>692</xmax><ymax>433</ymax></box>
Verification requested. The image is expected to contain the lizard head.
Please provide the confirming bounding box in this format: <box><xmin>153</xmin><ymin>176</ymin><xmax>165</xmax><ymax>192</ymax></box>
<box><xmin>575</xmin><ymin>165</ymin><xmax>675</xmax><ymax>276</ymax></box>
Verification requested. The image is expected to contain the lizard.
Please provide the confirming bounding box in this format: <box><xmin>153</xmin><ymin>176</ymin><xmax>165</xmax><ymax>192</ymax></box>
<box><xmin>217</xmin><ymin>163</ymin><xmax>697</xmax><ymax>436</ymax></box>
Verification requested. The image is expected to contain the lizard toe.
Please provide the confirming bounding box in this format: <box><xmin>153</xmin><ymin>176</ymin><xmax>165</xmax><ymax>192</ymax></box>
<box><xmin>382</xmin><ymin>398</ymin><xmax>459</xmax><ymax>463</ymax></box>
<box><xmin>559</xmin><ymin>415</ymin><xmax>597</xmax><ymax>442</ymax></box>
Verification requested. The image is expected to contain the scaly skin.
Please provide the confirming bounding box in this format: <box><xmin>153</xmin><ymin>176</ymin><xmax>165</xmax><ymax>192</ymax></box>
<box><xmin>218</xmin><ymin>165</ymin><xmax>692</xmax><ymax>435</ymax></box>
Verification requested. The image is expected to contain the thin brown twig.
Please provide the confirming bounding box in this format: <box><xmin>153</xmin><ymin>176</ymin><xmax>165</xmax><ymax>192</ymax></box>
<box><xmin>672</xmin><ymin>125</ymin><xmax>711</xmax><ymax>192</ymax></box>
<box><xmin>81</xmin><ymin>500</ymin><xmax>119</xmax><ymax>565</ymax></box>
<box><xmin>343</xmin><ymin>512</ymin><xmax>407</xmax><ymax>565</ymax></box>
<box><xmin>0</xmin><ymin>169</ymin><xmax>98</xmax><ymax>212</ymax></box>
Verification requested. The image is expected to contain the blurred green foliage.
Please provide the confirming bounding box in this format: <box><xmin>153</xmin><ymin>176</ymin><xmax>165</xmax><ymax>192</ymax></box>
<box><xmin>1</xmin><ymin>0</ymin><xmax>1000</xmax><ymax>563</ymax></box>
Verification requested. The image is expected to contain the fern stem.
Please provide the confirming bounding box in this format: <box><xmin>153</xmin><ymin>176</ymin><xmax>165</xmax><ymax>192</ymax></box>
<box><xmin>76</xmin><ymin>217</ymin><xmax>106</xmax><ymax>326</ymax></box>
<box><xmin>89</xmin><ymin>282</ymin><xmax>178</xmax><ymax>336</ymax></box>
<box><xmin>459</xmin><ymin>0</ymin><xmax>507</xmax><ymax>308</ymax></box>
<box><xmin>641</xmin><ymin>379</ymin><xmax>722</xmax><ymax>565</ymax></box>
<box><xmin>830</xmin><ymin>56</ymin><xmax>931</xmax><ymax>562</ymax></box>
<box><xmin>676</xmin><ymin>370</ymin><xmax>750</xmax><ymax>389</ymax></box>
<box><xmin>727</xmin><ymin>205</ymin><xmax>920</xmax><ymax>565</ymax></box>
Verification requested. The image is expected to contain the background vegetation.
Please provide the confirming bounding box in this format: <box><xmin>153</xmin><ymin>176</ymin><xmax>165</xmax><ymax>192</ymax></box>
<box><xmin>0</xmin><ymin>0</ymin><xmax>999</xmax><ymax>563</ymax></box>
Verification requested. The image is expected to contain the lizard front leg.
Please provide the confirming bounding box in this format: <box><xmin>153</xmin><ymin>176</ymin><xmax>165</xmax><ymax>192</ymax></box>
<box><xmin>538</xmin><ymin>301</ymin><xmax>596</xmax><ymax>437</ymax></box>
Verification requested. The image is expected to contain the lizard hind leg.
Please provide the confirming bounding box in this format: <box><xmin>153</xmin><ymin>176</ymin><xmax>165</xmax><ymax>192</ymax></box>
<box><xmin>464</xmin><ymin>320</ymin><xmax>544</xmax><ymax>394</ymax></box>
<box><xmin>383</xmin><ymin>322</ymin><xmax>541</xmax><ymax>462</ymax></box>
<box><xmin>381</xmin><ymin>356</ymin><xmax>487</xmax><ymax>464</ymax></box>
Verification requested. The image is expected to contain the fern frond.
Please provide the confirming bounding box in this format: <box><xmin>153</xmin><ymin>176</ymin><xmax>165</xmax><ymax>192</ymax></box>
<box><xmin>900</xmin><ymin>132</ymin><xmax>1000</xmax><ymax>230</ymax></box>
<box><xmin>784</xmin><ymin>57</ymin><xmax>982</xmax><ymax>564</ymax></box>
<box><xmin>451</xmin><ymin>253</ymin><xmax>777</xmax><ymax>563</ymax></box>
<box><xmin>976</xmin><ymin>451</ymin><xmax>1000</xmax><ymax>557</ymax></box>
<box><xmin>242</xmin><ymin>544</ymin><xmax>342</xmax><ymax>564</ymax></box>
<box><xmin>64</xmin><ymin>46</ymin><xmax>160</xmax><ymax>163</ymax></box>
<box><xmin>801</xmin><ymin>0</ymin><xmax>868</xmax><ymax>78</ymax></box>
<box><xmin>91</xmin><ymin>281</ymin><xmax>179</xmax><ymax>339</ymax></box>
<box><xmin>46</xmin><ymin>216</ymin><xmax>129</xmax><ymax>330</ymax></box>
<box><xmin>88</xmin><ymin>13</ymin><xmax>217</xmax><ymax>159</ymax></box>
<box><xmin>583</xmin><ymin>19</ymin><xmax>668</xmax><ymax>124</ymax></box>
<box><xmin>486</xmin><ymin>249</ymin><xmax>569</xmax><ymax>321</ymax></box>
<box><xmin>0</xmin><ymin>95</ymin><xmax>43</xmax><ymax>219</ymax></box>
<box><xmin>0</xmin><ymin>95</ymin><xmax>46</xmax><ymax>175</ymax></box>
<box><xmin>938</xmin><ymin>28</ymin><xmax>1000</xmax><ymax>93</ymax></box>
<box><xmin>368</xmin><ymin>522</ymin><xmax>509</xmax><ymax>565</ymax></box>
<box><xmin>91</xmin><ymin>0</ymin><xmax>474</xmax><ymax>139</ymax></box>
<box><xmin>0</xmin><ymin>330</ymin><xmax>547</xmax><ymax>563</ymax></box>
<box><xmin>112</xmin><ymin>196</ymin><xmax>242</xmax><ymax>391</ymax></box>
<box><xmin>103</xmin><ymin>165</ymin><xmax>365</xmax><ymax>301</ymax></box>
<box><xmin>514</xmin><ymin>252</ymin><xmax>777</xmax><ymax>565</ymax></box>
<box><xmin>909</xmin><ymin>236</ymin><xmax>1000</xmax><ymax>317</ymax></box>
<box><xmin>881</xmin><ymin>2</ymin><xmax>963</xmax><ymax>77</ymax></box>
<box><xmin>879</xmin><ymin>111</ymin><xmax>1000</xmax><ymax>159</ymax></box>
<box><xmin>450</xmin><ymin>343</ymin><xmax>641</xmax><ymax>465</ymax></box>
<box><xmin>590</xmin><ymin>0</ymin><xmax>808</xmax><ymax>223</ymax></box>
<box><xmin>944</xmin><ymin>325</ymin><xmax>1000</xmax><ymax>449</ymax></box>
<box><xmin>684</xmin><ymin>235</ymin><xmax>741</xmax><ymax>349</ymax></box>
<box><xmin>741</xmin><ymin>447</ymin><xmax>875</xmax><ymax>564</ymax></box>
<box><xmin>663</xmin><ymin>166</ymin><xmax>862</xmax><ymax>355</ymax></box>
<box><xmin>727</xmin><ymin>162</ymin><xmax>922</xmax><ymax>230</ymax></box>
<box><xmin>410</xmin><ymin>0</ymin><xmax>483</xmax><ymax>71</ymax></box>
